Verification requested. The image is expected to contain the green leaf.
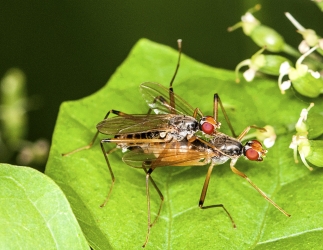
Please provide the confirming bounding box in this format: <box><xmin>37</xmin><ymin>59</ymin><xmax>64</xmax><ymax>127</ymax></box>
<box><xmin>46</xmin><ymin>39</ymin><xmax>323</xmax><ymax>249</ymax></box>
<box><xmin>0</xmin><ymin>163</ymin><xmax>89</xmax><ymax>250</ymax></box>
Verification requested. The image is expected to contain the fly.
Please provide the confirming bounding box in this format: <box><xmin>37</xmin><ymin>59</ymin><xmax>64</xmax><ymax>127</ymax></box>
<box><xmin>63</xmin><ymin>39</ymin><xmax>290</xmax><ymax>248</ymax></box>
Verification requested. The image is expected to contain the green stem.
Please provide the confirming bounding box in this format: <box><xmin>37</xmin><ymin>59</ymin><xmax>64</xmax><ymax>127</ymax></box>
<box><xmin>282</xmin><ymin>44</ymin><xmax>301</xmax><ymax>58</ymax></box>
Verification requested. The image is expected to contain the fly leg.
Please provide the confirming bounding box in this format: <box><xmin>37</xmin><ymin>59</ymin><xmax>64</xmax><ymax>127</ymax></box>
<box><xmin>62</xmin><ymin>109</ymin><xmax>133</xmax><ymax>156</ymax></box>
<box><xmin>142</xmin><ymin>166</ymin><xmax>164</xmax><ymax>248</ymax></box>
<box><xmin>99</xmin><ymin>137</ymin><xmax>165</xmax><ymax>209</ymax></box>
<box><xmin>236</xmin><ymin>125</ymin><xmax>266</xmax><ymax>141</ymax></box>
<box><xmin>199</xmin><ymin>164</ymin><xmax>236</xmax><ymax>228</ymax></box>
<box><xmin>99</xmin><ymin>138</ymin><xmax>117</xmax><ymax>207</ymax></box>
<box><xmin>146</xmin><ymin>39</ymin><xmax>182</xmax><ymax>115</ymax></box>
<box><xmin>168</xmin><ymin>39</ymin><xmax>182</xmax><ymax>112</ymax></box>
<box><xmin>213</xmin><ymin>93</ymin><xmax>237</xmax><ymax>137</ymax></box>
<box><xmin>230</xmin><ymin>159</ymin><xmax>291</xmax><ymax>217</ymax></box>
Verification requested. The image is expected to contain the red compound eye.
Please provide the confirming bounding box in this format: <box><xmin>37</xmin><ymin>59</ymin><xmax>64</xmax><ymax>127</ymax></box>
<box><xmin>245</xmin><ymin>148</ymin><xmax>259</xmax><ymax>161</ymax></box>
<box><xmin>201</xmin><ymin>122</ymin><xmax>214</xmax><ymax>134</ymax></box>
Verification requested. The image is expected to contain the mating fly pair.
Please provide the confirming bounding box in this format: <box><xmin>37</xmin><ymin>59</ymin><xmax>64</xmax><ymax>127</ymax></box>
<box><xmin>63</xmin><ymin>40</ymin><xmax>290</xmax><ymax>247</ymax></box>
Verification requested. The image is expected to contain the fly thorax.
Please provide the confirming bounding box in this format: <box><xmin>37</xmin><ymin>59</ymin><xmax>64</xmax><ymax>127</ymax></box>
<box><xmin>169</xmin><ymin>115</ymin><xmax>198</xmax><ymax>141</ymax></box>
<box><xmin>210</xmin><ymin>134</ymin><xmax>243</xmax><ymax>156</ymax></box>
<box><xmin>170</xmin><ymin>116</ymin><xmax>198</xmax><ymax>131</ymax></box>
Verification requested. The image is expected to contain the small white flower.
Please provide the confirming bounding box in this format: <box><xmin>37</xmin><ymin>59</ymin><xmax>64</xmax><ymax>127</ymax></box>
<box><xmin>241</xmin><ymin>12</ymin><xmax>255</xmax><ymax>23</ymax></box>
<box><xmin>261</xmin><ymin>125</ymin><xmax>276</xmax><ymax>148</ymax></box>
<box><xmin>319</xmin><ymin>39</ymin><xmax>323</xmax><ymax>50</ymax></box>
<box><xmin>298</xmin><ymin>40</ymin><xmax>310</xmax><ymax>54</ymax></box>
<box><xmin>243</xmin><ymin>68</ymin><xmax>256</xmax><ymax>82</ymax></box>
<box><xmin>290</xmin><ymin>103</ymin><xmax>315</xmax><ymax>171</ymax></box>
<box><xmin>279</xmin><ymin>61</ymin><xmax>291</xmax><ymax>74</ymax></box>
<box><xmin>296</xmin><ymin>103</ymin><xmax>314</xmax><ymax>130</ymax></box>
<box><xmin>281</xmin><ymin>80</ymin><xmax>291</xmax><ymax>91</ymax></box>
<box><xmin>309</xmin><ymin>70</ymin><xmax>321</xmax><ymax>79</ymax></box>
<box><xmin>263</xmin><ymin>137</ymin><xmax>275</xmax><ymax>148</ymax></box>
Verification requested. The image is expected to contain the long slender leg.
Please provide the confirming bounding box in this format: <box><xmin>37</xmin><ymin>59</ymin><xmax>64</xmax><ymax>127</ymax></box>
<box><xmin>146</xmin><ymin>39</ymin><xmax>183</xmax><ymax>116</ymax></box>
<box><xmin>142</xmin><ymin>167</ymin><xmax>164</xmax><ymax>228</ymax></box>
<box><xmin>199</xmin><ymin>164</ymin><xmax>236</xmax><ymax>228</ymax></box>
<box><xmin>142</xmin><ymin>167</ymin><xmax>164</xmax><ymax>248</ymax></box>
<box><xmin>213</xmin><ymin>93</ymin><xmax>237</xmax><ymax>137</ymax></box>
<box><xmin>99</xmin><ymin>140</ymin><xmax>117</xmax><ymax>208</ymax></box>
<box><xmin>236</xmin><ymin>125</ymin><xmax>266</xmax><ymax>141</ymax></box>
<box><xmin>169</xmin><ymin>39</ymin><xmax>182</xmax><ymax>113</ymax></box>
<box><xmin>62</xmin><ymin>109</ymin><xmax>132</xmax><ymax>156</ymax></box>
<box><xmin>192</xmin><ymin>107</ymin><xmax>204</xmax><ymax>119</ymax></box>
<box><xmin>230</xmin><ymin>159</ymin><xmax>291</xmax><ymax>217</ymax></box>
<box><xmin>99</xmin><ymin>137</ymin><xmax>166</xmax><ymax>208</ymax></box>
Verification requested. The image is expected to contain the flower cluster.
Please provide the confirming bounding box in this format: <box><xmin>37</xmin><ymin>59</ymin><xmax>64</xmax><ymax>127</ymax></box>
<box><xmin>289</xmin><ymin>103</ymin><xmax>323</xmax><ymax>170</ymax></box>
<box><xmin>230</xmin><ymin>5</ymin><xmax>323</xmax><ymax>98</ymax></box>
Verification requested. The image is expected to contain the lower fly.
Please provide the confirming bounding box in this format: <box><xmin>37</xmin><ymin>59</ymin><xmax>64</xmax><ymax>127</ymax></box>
<box><xmin>63</xmin><ymin>40</ymin><xmax>290</xmax><ymax>248</ymax></box>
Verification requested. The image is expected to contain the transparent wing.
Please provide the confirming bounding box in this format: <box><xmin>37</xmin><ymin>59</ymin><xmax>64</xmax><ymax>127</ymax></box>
<box><xmin>96</xmin><ymin>114</ymin><xmax>177</xmax><ymax>135</ymax></box>
<box><xmin>122</xmin><ymin>141</ymin><xmax>213</xmax><ymax>168</ymax></box>
<box><xmin>140</xmin><ymin>82</ymin><xmax>203</xmax><ymax>120</ymax></box>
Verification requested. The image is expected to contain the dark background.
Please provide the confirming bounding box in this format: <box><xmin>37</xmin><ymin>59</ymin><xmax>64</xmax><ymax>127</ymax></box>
<box><xmin>0</xmin><ymin>1</ymin><xmax>321</xmax><ymax>147</ymax></box>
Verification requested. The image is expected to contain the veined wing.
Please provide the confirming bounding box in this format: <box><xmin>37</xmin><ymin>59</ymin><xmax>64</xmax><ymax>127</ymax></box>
<box><xmin>96</xmin><ymin>114</ymin><xmax>177</xmax><ymax>135</ymax></box>
<box><xmin>122</xmin><ymin>141</ymin><xmax>214</xmax><ymax>168</ymax></box>
<box><xmin>140</xmin><ymin>82</ymin><xmax>203</xmax><ymax>120</ymax></box>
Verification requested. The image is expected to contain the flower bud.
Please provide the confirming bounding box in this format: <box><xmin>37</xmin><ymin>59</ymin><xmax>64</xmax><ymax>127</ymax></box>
<box><xmin>278</xmin><ymin>46</ymin><xmax>323</xmax><ymax>97</ymax></box>
<box><xmin>240</xmin><ymin>125</ymin><xmax>276</xmax><ymax>148</ymax></box>
<box><xmin>306</xmin><ymin>110</ymin><xmax>323</xmax><ymax>139</ymax></box>
<box><xmin>235</xmin><ymin>47</ymin><xmax>292</xmax><ymax>82</ymax></box>
<box><xmin>285</xmin><ymin>12</ymin><xmax>323</xmax><ymax>55</ymax></box>
<box><xmin>290</xmin><ymin>103</ymin><xmax>323</xmax><ymax>170</ymax></box>
<box><xmin>228</xmin><ymin>5</ymin><xmax>299</xmax><ymax>57</ymax></box>
<box><xmin>305</xmin><ymin>140</ymin><xmax>323</xmax><ymax>167</ymax></box>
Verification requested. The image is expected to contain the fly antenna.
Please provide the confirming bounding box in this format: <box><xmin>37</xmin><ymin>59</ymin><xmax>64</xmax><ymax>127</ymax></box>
<box><xmin>169</xmin><ymin>39</ymin><xmax>182</xmax><ymax>88</ymax></box>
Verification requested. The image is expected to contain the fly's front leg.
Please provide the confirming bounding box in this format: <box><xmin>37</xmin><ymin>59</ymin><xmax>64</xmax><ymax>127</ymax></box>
<box><xmin>230</xmin><ymin>159</ymin><xmax>291</xmax><ymax>217</ymax></box>
<box><xmin>236</xmin><ymin>125</ymin><xmax>266</xmax><ymax>141</ymax></box>
<box><xmin>213</xmin><ymin>94</ymin><xmax>237</xmax><ymax>137</ymax></box>
<box><xmin>168</xmin><ymin>39</ymin><xmax>182</xmax><ymax>112</ymax></box>
<box><xmin>192</xmin><ymin>107</ymin><xmax>204</xmax><ymax>119</ymax></box>
<box><xmin>199</xmin><ymin>164</ymin><xmax>236</xmax><ymax>228</ymax></box>
<box><xmin>146</xmin><ymin>39</ymin><xmax>182</xmax><ymax>116</ymax></box>
<box><xmin>142</xmin><ymin>166</ymin><xmax>164</xmax><ymax>248</ymax></box>
<box><xmin>62</xmin><ymin>109</ymin><xmax>132</xmax><ymax>156</ymax></box>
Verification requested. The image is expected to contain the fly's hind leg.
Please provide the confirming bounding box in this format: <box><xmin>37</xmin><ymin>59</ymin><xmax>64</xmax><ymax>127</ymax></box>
<box><xmin>142</xmin><ymin>165</ymin><xmax>164</xmax><ymax>248</ymax></box>
<box><xmin>100</xmin><ymin>137</ymin><xmax>165</xmax><ymax>211</ymax></box>
<box><xmin>99</xmin><ymin>138</ymin><xmax>118</xmax><ymax>208</ymax></box>
<box><xmin>199</xmin><ymin>164</ymin><xmax>236</xmax><ymax>228</ymax></box>
<box><xmin>62</xmin><ymin>109</ymin><xmax>132</xmax><ymax>156</ymax></box>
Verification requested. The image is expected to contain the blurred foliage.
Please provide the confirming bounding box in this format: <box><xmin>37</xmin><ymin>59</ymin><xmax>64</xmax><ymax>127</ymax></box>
<box><xmin>0</xmin><ymin>69</ymin><xmax>49</xmax><ymax>170</ymax></box>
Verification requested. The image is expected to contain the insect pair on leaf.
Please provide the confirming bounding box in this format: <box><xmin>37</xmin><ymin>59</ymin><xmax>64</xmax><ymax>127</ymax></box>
<box><xmin>63</xmin><ymin>40</ymin><xmax>290</xmax><ymax>248</ymax></box>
